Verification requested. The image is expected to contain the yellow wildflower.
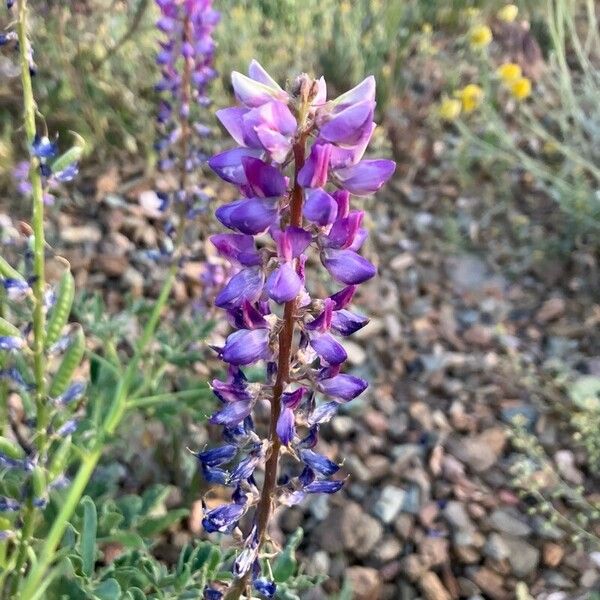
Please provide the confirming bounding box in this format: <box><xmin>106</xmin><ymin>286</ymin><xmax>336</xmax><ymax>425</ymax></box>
<box><xmin>497</xmin><ymin>62</ymin><xmax>522</xmax><ymax>83</ymax></box>
<box><xmin>438</xmin><ymin>97</ymin><xmax>462</xmax><ymax>121</ymax></box>
<box><xmin>455</xmin><ymin>84</ymin><xmax>484</xmax><ymax>113</ymax></box>
<box><xmin>497</xmin><ymin>4</ymin><xmax>519</xmax><ymax>22</ymax></box>
<box><xmin>510</xmin><ymin>77</ymin><xmax>532</xmax><ymax>100</ymax></box>
<box><xmin>422</xmin><ymin>22</ymin><xmax>432</xmax><ymax>34</ymax></box>
<box><xmin>469</xmin><ymin>24</ymin><xmax>493</xmax><ymax>49</ymax></box>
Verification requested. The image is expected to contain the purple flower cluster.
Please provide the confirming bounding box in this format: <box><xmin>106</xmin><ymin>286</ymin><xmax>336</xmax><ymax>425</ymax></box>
<box><xmin>199</xmin><ymin>61</ymin><xmax>394</xmax><ymax>596</ymax></box>
<box><xmin>152</xmin><ymin>0</ymin><xmax>220</xmax><ymax>217</ymax></box>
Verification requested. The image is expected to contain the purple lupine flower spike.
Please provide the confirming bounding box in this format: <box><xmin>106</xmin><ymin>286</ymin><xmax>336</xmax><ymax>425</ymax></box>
<box><xmin>203</xmin><ymin>63</ymin><xmax>395</xmax><ymax>593</ymax></box>
<box><xmin>151</xmin><ymin>0</ymin><xmax>223</xmax><ymax>305</ymax></box>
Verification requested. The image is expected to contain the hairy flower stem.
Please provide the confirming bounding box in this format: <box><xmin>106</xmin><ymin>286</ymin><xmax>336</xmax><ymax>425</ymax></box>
<box><xmin>9</xmin><ymin>1</ymin><xmax>48</xmax><ymax>591</ymax></box>
<box><xmin>17</xmin><ymin>0</ymin><xmax>48</xmax><ymax>452</ymax></box>
<box><xmin>225</xmin><ymin>133</ymin><xmax>308</xmax><ymax>600</ymax></box>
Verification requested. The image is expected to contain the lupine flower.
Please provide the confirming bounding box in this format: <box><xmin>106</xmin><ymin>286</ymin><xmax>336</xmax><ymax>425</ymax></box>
<box><xmin>0</xmin><ymin>336</ymin><xmax>25</xmax><ymax>351</ymax></box>
<box><xmin>152</xmin><ymin>0</ymin><xmax>219</xmax><ymax>223</ymax></box>
<box><xmin>202</xmin><ymin>61</ymin><xmax>395</xmax><ymax>593</ymax></box>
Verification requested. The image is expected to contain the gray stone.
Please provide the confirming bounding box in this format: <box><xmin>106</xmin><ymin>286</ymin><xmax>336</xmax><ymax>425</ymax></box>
<box><xmin>503</xmin><ymin>536</ymin><xmax>540</xmax><ymax>577</ymax></box>
<box><xmin>316</xmin><ymin>501</ymin><xmax>383</xmax><ymax>557</ymax></box>
<box><xmin>402</xmin><ymin>484</ymin><xmax>422</xmax><ymax>514</ymax></box>
<box><xmin>483</xmin><ymin>533</ymin><xmax>510</xmax><ymax>561</ymax></box>
<box><xmin>373</xmin><ymin>485</ymin><xmax>406</xmax><ymax>524</ymax></box>
<box><xmin>308</xmin><ymin>494</ymin><xmax>330</xmax><ymax>521</ymax></box>
<box><xmin>488</xmin><ymin>508</ymin><xmax>532</xmax><ymax>537</ymax></box>
<box><xmin>331</xmin><ymin>415</ymin><xmax>355</xmax><ymax>438</ymax></box>
<box><xmin>443</xmin><ymin>501</ymin><xmax>476</xmax><ymax>531</ymax></box>
<box><xmin>306</xmin><ymin>550</ymin><xmax>330</xmax><ymax>576</ymax></box>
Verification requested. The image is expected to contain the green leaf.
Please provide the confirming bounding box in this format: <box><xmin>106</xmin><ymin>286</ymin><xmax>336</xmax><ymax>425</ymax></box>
<box><xmin>93</xmin><ymin>578</ymin><xmax>121</xmax><ymax>600</ymax></box>
<box><xmin>140</xmin><ymin>484</ymin><xmax>170</xmax><ymax>514</ymax></box>
<box><xmin>272</xmin><ymin>528</ymin><xmax>303</xmax><ymax>582</ymax></box>
<box><xmin>97</xmin><ymin>531</ymin><xmax>145</xmax><ymax>549</ymax></box>
<box><xmin>124</xmin><ymin>588</ymin><xmax>147</xmax><ymax>600</ymax></box>
<box><xmin>115</xmin><ymin>495</ymin><xmax>143</xmax><ymax>527</ymax></box>
<box><xmin>137</xmin><ymin>508</ymin><xmax>189</xmax><ymax>537</ymax></box>
<box><xmin>81</xmin><ymin>496</ymin><xmax>97</xmax><ymax>578</ymax></box>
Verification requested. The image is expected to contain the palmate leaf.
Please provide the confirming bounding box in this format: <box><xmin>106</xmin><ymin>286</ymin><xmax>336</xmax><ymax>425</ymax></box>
<box><xmin>93</xmin><ymin>578</ymin><xmax>122</xmax><ymax>600</ymax></box>
<box><xmin>137</xmin><ymin>508</ymin><xmax>189</xmax><ymax>537</ymax></box>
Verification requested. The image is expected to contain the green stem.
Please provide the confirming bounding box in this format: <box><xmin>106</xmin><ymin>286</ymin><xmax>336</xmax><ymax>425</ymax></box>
<box><xmin>8</xmin><ymin>1</ymin><xmax>49</xmax><ymax>592</ymax></box>
<box><xmin>19</xmin><ymin>449</ymin><xmax>99</xmax><ymax>600</ymax></box>
<box><xmin>18</xmin><ymin>267</ymin><xmax>178</xmax><ymax>600</ymax></box>
<box><xmin>9</xmin><ymin>503</ymin><xmax>35</xmax><ymax>595</ymax></box>
<box><xmin>17</xmin><ymin>1</ymin><xmax>47</xmax><ymax>437</ymax></box>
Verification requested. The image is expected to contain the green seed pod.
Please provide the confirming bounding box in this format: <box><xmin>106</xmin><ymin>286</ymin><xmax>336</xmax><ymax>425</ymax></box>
<box><xmin>0</xmin><ymin>256</ymin><xmax>24</xmax><ymax>281</ymax></box>
<box><xmin>31</xmin><ymin>466</ymin><xmax>46</xmax><ymax>500</ymax></box>
<box><xmin>0</xmin><ymin>436</ymin><xmax>25</xmax><ymax>459</ymax></box>
<box><xmin>51</xmin><ymin>145</ymin><xmax>84</xmax><ymax>174</ymax></box>
<box><xmin>48</xmin><ymin>436</ymin><xmax>72</xmax><ymax>480</ymax></box>
<box><xmin>45</xmin><ymin>269</ymin><xmax>75</xmax><ymax>350</ymax></box>
<box><xmin>49</xmin><ymin>325</ymin><xmax>85</xmax><ymax>397</ymax></box>
<box><xmin>0</xmin><ymin>317</ymin><xmax>21</xmax><ymax>338</ymax></box>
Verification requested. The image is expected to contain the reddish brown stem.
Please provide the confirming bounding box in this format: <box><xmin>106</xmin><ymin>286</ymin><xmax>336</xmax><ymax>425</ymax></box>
<box><xmin>225</xmin><ymin>134</ymin><xmax>307</xmax><ymax>600</ymax></box>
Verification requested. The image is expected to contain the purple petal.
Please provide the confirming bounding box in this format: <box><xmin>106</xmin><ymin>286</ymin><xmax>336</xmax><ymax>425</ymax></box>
<box><xmin>242</xmin><ymin>157</ymin><xmax>287</xmax><ymax>198</ymax></box>
<box><xmin>216</xmin><ymin>107</ymin><xmax>249</xmax><ymax>146</ymax></box>
<box><xmin>308</xmin><ymin>401</ymin><xmax>339</xmax><ymax>425</ymax></box>
<box><xmin>329</xmin><ymin>285</ymin><xmax>357</xmax><ymax>309</ymax></box>
<box><xmin>254</xmin><ymin>579</ymin><xmax>276</xmax><ymax>599</ymax></box>
<box><xmin>332</xmin><ymin>190</ymin><xmax>350</xmax><ymax>218</ymax></box>
<box><xmin>222</xmin><ymin>329</ymin><xmax>270</xmax><ymax>365</ymax></box>
<box><xmin>318</xmin><ymin>373</ymin><xmax>368</xmax><ymax>401</ymax></box>
<box><xmin>304</xmin><ymin>188</ymin><xmax>338</xmax><ymax>226</ymax></box>
<box><xmin>254</xmin><ymin>126</ymin><xmax>293</xmax><ymax>163</ymax></box>
<box><xmin>300</xmin><ymin>449</ymin><xmax>340</xmax><ymax>476</ymax></box>
<box><xmin>328</xmin><ymin>122</ymin><xmax>376</xmax><ymax>169</ymax></box>
<box><xmin>335</xmin><ymin>159</ymin><xmax>396</xmax><ymax>196</ymax></box>
<box><xmin>231</xmin><ymin>71</ymin><xmax>287</xmax><ymax>107</ymax></box>
<box><xmin>273</xmin><ymin>226</ymin><xmax>311</xmax><ymax>258</ymax></box>
<box><xmin>266</xmin><ymin>263</ymin><xmax>302</xmax><ymax>303</ymax></box>
<box><xmin>216</xmin><ymin>197</ymin><xmax>278</xmax><ymax>234</ymax></box>
<box><xmin>297</xmin><ymin>143</ymin><xmax>332</xmax><ymax>188</ymax></box>
<box><xmin>248</xmin><ymin>59</ymin><xmax>284</xmax><ymax>92</ymax></box>
<box><xmin>331</xmin><ymin>309</ymin><xmax>369</xmax><ymax>336</ymax></box>
<box><xmin>304</xmin><ymin>479</ymin><xmax>344</xmax><ymax>494</ymax></box>
<box><xmin>276</xmin><ymin>406</ymin><xmax>295</xmax><ymax>445</ymax></box>
<box><xmin>209</xmin><ymin>400</ymin><xmax>253</xmax><ymax>426</ymax></box>
<box><xmin>330</xmin><ymin>76</ymin><xmax>375</xmax><ymax>109</ymax></box>
<box><xmin>246</xmin><ymin>101</ymin><xmax>296</xmax><ymax>138</ymax></box>
<box><xmin>320</xmin><ymin>100</ymin><xmax>375</xmax><ymax>144</ymax></box>
<box><xmin>306</xmin><ymin>299</ymin><xmax>334</xmax><ymax>333</ymax></box>
<box><xmin>281</xmin><ymin>386</ymin><xmax>305</xmax><ymax>409</ymax></box>
<box><xmin>325</xmin><ymin>211</ymin><xmax>364</xmax><ymax>249</ymax></box>
<box><xmin>202</xmin><ymin>503</ymin><xmax>246</xmax><ymax>533</ymax></box>
<box><xmin>215</xmin><ymin>267</ymin><xmax>264</xmax><ymax>309</ymax></box>
<box><xmin>208</xmin><ymin>148</ymin><xmax>262</xmax><ymax>184</ymax></box>
<box><xmin>321</xmin><ymin>249</ymin><xmax>376</xmax><ymax>285</ymax></box>
<box><xmin>310</xmin><ymin>333</ymin><xmax>347</xmax><ymax>365</ymax></box>
<box><xmin>196</xmin><ymin>444</ymin><xmax>237</xmax><ymax>467</ymax></box>
<box><xmin>210</xmin><ymin>233</ymin><xmax>261</xmax><ymax>266</ymax></box>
